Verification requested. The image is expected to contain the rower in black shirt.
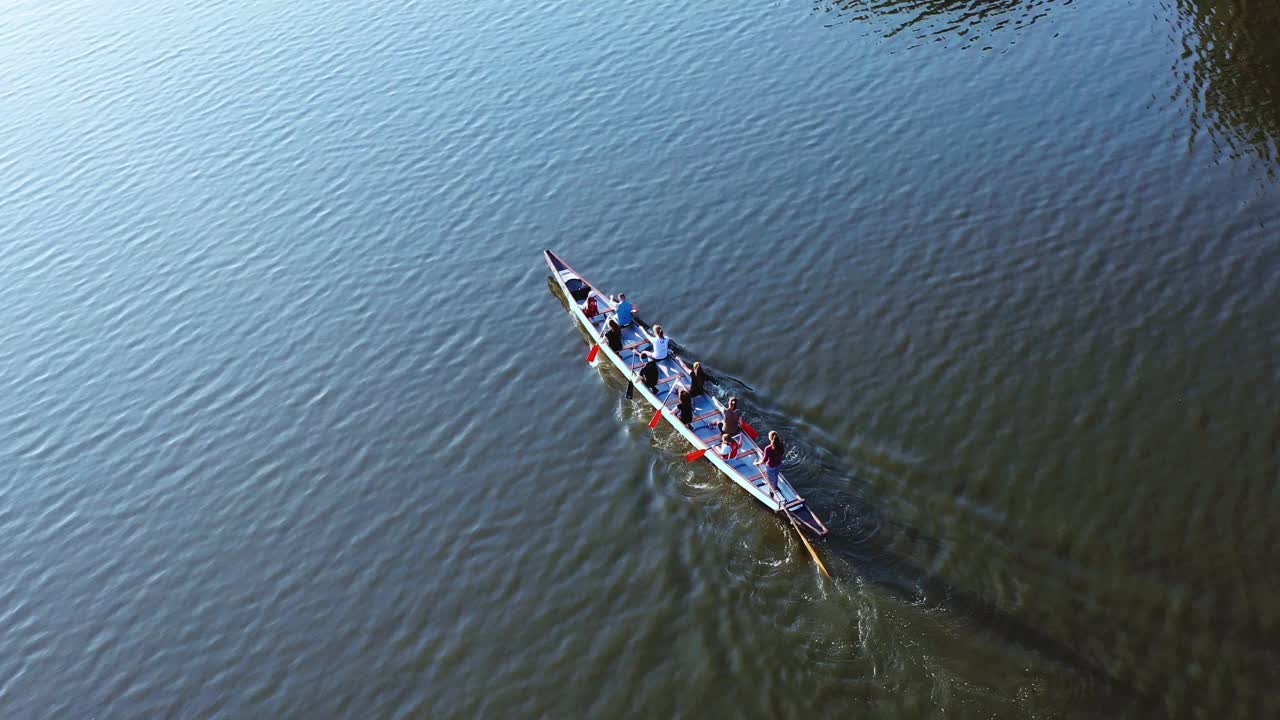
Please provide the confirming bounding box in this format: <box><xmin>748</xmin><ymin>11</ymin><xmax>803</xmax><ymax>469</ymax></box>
<box><xmin>604</xmin><ymin>318</ymin><xmax>623</xmax><ymax>352</ymax></box>
<box><xmin>676</xmin><ymin>388</ymin><xmax>693</xmax><ymax>425</ymax></box>
<box><xmin>689</xmin><ymin>361</ymin><xmax>708</xmax><ymax>397</ymax></box>
<box><xmin>638</xmin><ymin>352</ymin><xmax>660</xmax><ymax>394</ymax></box>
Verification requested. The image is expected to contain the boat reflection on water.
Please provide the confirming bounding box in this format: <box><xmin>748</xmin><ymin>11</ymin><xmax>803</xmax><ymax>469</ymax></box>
<box><xmin>1170</xmin><ymin>0</ymin><xmax>1280</xmax><ymax>171</ymax></box>
<box><xmin>812</xmin><ymin>0</ymin><xmax>1065</xmax><ymax>50</ymax></box>
<box><xmin>815</xmin><ymin>0</ymin><xmax>1280</xmax><ymax>172</ymax></box>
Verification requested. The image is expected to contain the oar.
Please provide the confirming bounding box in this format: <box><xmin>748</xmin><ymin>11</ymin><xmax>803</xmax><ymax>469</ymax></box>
<box><xmin>740</xmin><ymin>419</ymin><xmax>759</xmax><ymax>441</ymax></box>
<box><xmin>685</xmin><ymin>448</ymin><xmax>708</xmax><ymax>462</ymax></box>
<box><xmin>649</xmin><ymin>381</ymin><xmax>679</xmax><ymax>428</ymax></box>
<box><xmin>586</xmin><ymin>343</ymin><xmax>600</xmax><ymax>363</ymax></box>
<box><xmin>625</xmin><ymin>349</ymin><xmax>640</xmax><ymax>400</ymax></box>
<box><xmin>787</xmin><ymin>508</ymin><xmax>830</xmax><ymax>579</ymax></box>
<box><xmin>757</xmin><ymin>453</ymin><xmax>830</xmax><ymax>579</ymax></box>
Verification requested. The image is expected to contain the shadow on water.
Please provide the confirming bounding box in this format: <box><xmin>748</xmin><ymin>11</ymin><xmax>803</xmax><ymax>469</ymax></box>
<box><xmin>549</xmin><ymin>277</ymin><xmax>1279</xmax><ymax>716</ymax></box>
<box><xmin>730</xmin><ymin>373</ymin><xmax>1280</xmax><ymax>718</ymax></box>
<box><xmin>551</xmin><ymin>275</ymin><xmax>1146</xmax><ymax>712</ymax></box>
<box><xmin>812</xmin><ymin>0</ymin><xmax>1069</xmax><ymax>50</ymax></box>
<box><xmin>708</xmin><ymin>382</ymin><xmax>1154</xmax><ymax>715</ymax></box>
<box><xmin>1167</xmin><ymin>0</ymin><xmax>1280</xmax><ymax>172</ymax></box>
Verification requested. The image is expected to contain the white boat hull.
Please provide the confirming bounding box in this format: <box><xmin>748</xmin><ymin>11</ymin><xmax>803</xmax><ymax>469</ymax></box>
<box><xmin>544</xmin><ymin>250</ymin><xmax>828</xmax><ymax>537</ymax></box>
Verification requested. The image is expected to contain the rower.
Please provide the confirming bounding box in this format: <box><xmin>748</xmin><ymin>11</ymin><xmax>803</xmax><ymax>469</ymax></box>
<box><xmin>637</xmin><ymin>351</ymin><xmax>660</xmax><ymax>394</ymax></box>
<box><xmin>675</xmin><ymin>388</ymin><xmax>693</xmax><ymax>425</ymax></box>
<box><xmin>688</xmin><ymin>361</ymin><xmax>708</xmax><ymax>397</ymax></box>
<box><xmin>716</xmin><ymin>397</ymin><xmax>744</xmax><ymax>458</ymax></box>
<box><xmin>603</xmin><ymin>318</ymin><xmax>623</xmax><ymax>353</ymax></box>
<box><xmin>614</xmin><ymin>293</ymin><xmax>635</xmax><ymax>327</ymax></box>
<box><xmin>754</xmin><ymin>431</ymin><xmax>786</xmax><ymax>506</ymax></box>
<box><xmin>646</xmin><ymin>325</ymin><xmax>671</xmax><ymax>361</ymax></box>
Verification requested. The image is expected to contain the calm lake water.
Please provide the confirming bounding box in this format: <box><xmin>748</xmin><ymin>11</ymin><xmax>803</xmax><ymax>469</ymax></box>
<box><xmin>2</xmin><ymin>0</ymin><xmax>1278</xmax><ymax>717</ymax></box>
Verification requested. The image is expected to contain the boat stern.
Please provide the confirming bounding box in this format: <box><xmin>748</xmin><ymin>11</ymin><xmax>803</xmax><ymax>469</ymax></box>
<box><xmin>790</xmin><ymin>504</ymin><xmax>829</xmax><ymax>537</ymax></box>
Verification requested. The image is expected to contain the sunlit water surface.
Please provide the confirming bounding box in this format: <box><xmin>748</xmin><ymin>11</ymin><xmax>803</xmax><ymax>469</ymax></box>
<box><xmin>1</xmin><ymin>0</ymin><xmax>1278</xmax><ymax>717</ymax></box>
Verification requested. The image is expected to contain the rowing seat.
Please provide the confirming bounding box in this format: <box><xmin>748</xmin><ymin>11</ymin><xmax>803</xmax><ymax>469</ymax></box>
<box><xmin>628</xmin><ymin>356</ymin><xmax>678</xmax><ymax>369</ymax></box>
<box><xmin>634</xmin><ymin>377</ymin><xmax>685</xmax><ymax>395</ymax></box>
<box><xmin>695</xmin><ymin>427</ymin><xmax>721</xmax><ymax>442</ymax></box>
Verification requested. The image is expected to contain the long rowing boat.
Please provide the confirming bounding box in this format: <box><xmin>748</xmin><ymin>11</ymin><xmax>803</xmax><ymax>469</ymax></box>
<box><xmin>544</xmin><ymin>250</ymin><xmax>829</xmax><ymax>540</ymax></box>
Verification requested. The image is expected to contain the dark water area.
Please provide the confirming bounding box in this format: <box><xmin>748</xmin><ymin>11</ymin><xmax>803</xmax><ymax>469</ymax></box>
<box><xmin>1</xmin><ymin>0</ymin><xmax>1278</xmax><ymax>717</ymax></box>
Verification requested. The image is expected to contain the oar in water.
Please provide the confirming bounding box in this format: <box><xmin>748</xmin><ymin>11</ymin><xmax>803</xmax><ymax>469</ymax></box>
<box><xmin>623</xmin><ymin>321</ymin><xmax>651</xmax><ymax>401</ymax></box>
<box><xmin>649</xmin><ymin>380</ymin><xmax>680</xmax><ymax>428</ymax></box>
<box><xmin>626</xmin><ymin>348</ymin><xmax>642</xmax><ymax>400</ymax></box>
<box><xmin>756</xmin><ymin>451</ymin><xmax>830</xmax><ymax>579</ymax></box>
<box><xmin>586</xmin><ymin>343</ymin><xmax>600</xmax><ymax>363</ymax></box>
<box><xmin>788</xmin><ymin>507</ymin><xmax>830</xmax><ymax>579</ymax></box>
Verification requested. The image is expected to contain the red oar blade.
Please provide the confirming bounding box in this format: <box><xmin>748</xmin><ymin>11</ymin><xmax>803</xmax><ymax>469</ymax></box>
<box><xmin>586</xmin><ymin>344</ymin><xmax>600</xmax><ymax>363</ymax></box>
<box><xmin>740</xmin><ymin>419</ymin><xmax>759</xmax><ymax>440</ymax></box>
<box><xmin>648</xmin><ymin>407</ymin><xmax>663</xmax><ymax>428</ymax></box>
<box><xmin>685</xmin><ymin>448</ymin><xmax>708</xmax><ymax>462</ymax></box>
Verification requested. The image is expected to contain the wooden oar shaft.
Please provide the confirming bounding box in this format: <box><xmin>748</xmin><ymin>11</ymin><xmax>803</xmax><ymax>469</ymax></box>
<box><xmin>788</xmin><ymin>510</ymin><xmax>830</xmax><ymax>578</ymax></box>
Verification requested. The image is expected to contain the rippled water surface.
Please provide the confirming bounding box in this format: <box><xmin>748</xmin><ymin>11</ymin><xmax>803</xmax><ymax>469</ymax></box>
<box><xmin>2</xmin><ymin>0</ymin><xmax>1278</xmax><ymax>717</ymax></box>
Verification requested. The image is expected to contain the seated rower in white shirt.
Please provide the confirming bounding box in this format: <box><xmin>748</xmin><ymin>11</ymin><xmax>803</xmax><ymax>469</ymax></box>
<box><xmin>646</xmin><ymin>325</ymin><xmax>671</xmax><ymax>361</ymax></box>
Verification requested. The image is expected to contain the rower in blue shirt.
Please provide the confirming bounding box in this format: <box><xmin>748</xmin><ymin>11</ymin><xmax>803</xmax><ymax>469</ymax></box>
<box><xmin>614</xmin><ymin>293</ymin><xmax>634</xmax><ymax>327</ymax></box>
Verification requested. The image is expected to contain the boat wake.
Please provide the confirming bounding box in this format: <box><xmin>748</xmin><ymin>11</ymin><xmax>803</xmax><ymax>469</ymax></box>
<box><xmin>546</xmin><ymin>271</ymin><xmax>1155</xmax><ymax>715</ymax></box>
<box><xmin>706</xmin><ymin>386</ymin><xmax>1164</xmax><ymax>715</ymax></box>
